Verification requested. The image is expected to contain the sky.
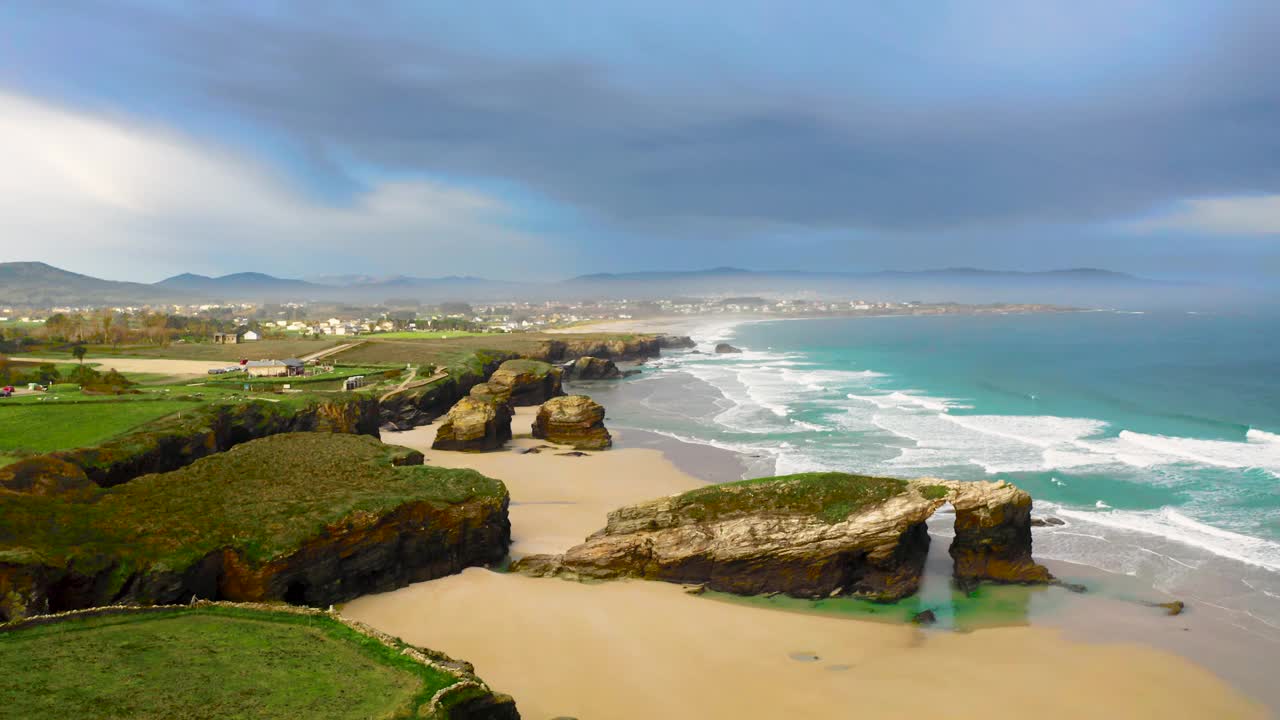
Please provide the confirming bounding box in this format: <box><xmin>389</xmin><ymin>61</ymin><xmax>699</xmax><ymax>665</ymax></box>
<box><xmin>1</xmin><ymin>1</ymin><xmax>1278</xmax><ymax>283</ymax></box>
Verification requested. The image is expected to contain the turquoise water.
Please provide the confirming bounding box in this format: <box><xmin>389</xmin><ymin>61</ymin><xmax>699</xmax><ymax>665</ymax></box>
<box><xmin>590</xmin><ymin>310</ymin><xmax>1280</xmax><ymax>635</ymax></box>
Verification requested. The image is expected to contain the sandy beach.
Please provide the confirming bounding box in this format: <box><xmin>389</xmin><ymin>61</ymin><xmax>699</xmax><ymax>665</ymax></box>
<box><xmin>344</xmin><ymin>409</ymin><xmax>1271</xmax><ymax>718</ymax></box>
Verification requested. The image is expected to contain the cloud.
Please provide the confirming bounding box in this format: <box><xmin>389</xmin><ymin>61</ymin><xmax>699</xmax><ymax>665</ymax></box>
<box><xmin>0</xmin><ymin>92</ymin><xmax>549</xmax><ymax>281</ymax></box>
<box><xmin>8</xmin><ymin>1</ymin><xmax>1278</xmax><ymax>239</ymax></box>
<box><xmin>1135</xmin><ymin>195</ymin><xmax>1280</xmax><ymax>237</ymax></box>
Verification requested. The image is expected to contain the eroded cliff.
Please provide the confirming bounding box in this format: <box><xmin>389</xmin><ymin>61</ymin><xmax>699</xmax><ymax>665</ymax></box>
<box><xmin>0</xmin><ymin>433</ymin><xmax>510</xmax><ymax>621</ymax></box>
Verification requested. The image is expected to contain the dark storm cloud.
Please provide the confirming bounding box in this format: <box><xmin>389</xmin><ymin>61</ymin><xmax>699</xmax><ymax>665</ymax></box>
<box><xmin>5</xmin><ymin>1</ymin><xmax>1280</xmax><ymax>242</ymax></box>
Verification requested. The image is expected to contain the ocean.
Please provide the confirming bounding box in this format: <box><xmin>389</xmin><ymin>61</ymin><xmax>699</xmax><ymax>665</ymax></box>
<box><xmin>587</xmin><ymin>310</ymin><xmax>1280</xmax><ymax>637</ymax></box>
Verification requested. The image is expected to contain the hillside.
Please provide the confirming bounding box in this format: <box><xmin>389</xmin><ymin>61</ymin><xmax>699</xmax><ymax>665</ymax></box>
<box><xmin>0</xmin><ymin>260</ymin><xmax>1183</xmax><ymax>307</ymax></box>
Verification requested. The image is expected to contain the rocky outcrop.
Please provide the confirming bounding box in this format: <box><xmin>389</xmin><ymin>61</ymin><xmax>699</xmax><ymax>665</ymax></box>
<box><xmin>0</xmin><ymin>433</ymin><xmax>511</xmax><ymax>621</ymax></box>
<box><xmin>530</xmin><ymin>395</ymin><xmax>612</xmax><ymax>451</ymax></box>
<box><xmin>38</xmin><ymin>395</ymin><xmax>382</xmax><ymax>489</ymax></box>
<box><xmin>432</xmin><ymin>397</ymin><xmax>513</xmax><ymax>451</ymax></box>
<box><xmin>468</xmin><ymin>381</ymin><xmax>512</xmax><ymax>405</ymax></box>
<box><xmin>488</xmin><ymin>359</ymin><xmax>564</xmax><ymax>406</ymax></box>
<box><xmin>563</xmin><ymin>356</ymin><xmax>623</xmax><ymax>381</ymax></box>
<box><xmin>529</xmin><ymin>336</ymin><xmax>663</xmax><ymax>363</ymax></box>
<box><xmin>657</xmin><ymin>335</ymin><xmax>697</xmax><ymax>349</ymax></box>
<box><xmin>714</xmin><ymin>343</ymin><xmax>742</xmax><ymax>353</ymax></box>
<box><xmin>0</xmin><ymin>456</ymin><xmax>97</xmax><ymax>498</ymax></box>
<box><xmin>944</xmin><ymin>478</ymin><xmax>1053</xmax><ymax>590</ymax></box>
<box><xmin>379</xmin><ymin>351</ymin><xmax>519</xmax><ymax>431</ymax></box>
<box><xmin>512</xmin><ymin>475</ymin><xmax>1050</xmax><ymax>601</ymax></box>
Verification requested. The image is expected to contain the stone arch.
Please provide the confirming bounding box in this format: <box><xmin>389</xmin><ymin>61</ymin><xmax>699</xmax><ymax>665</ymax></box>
<box><xmin>916</xmin><ymin>479</ymin><xmax>1054</xmax><ymax>590</ymax></box>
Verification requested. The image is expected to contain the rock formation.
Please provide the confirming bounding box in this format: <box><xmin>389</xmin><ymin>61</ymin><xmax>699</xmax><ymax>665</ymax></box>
<box><xmin>564</xmin><ymin>356</ymin><xmax>623</xmax><ymax>381</ymax></box>
<box><xmin>529</xmin><ymin>336</ymin><xmax>664</xmax><ymax>363</ymax></box>
<box><xmin>946</xmin><ymin>478</ymin><xmax>1052</xmax><ymax>590</ymax></box>
<box><xmin>468</xmin><ymin>381</ymin><xmax>513</xmax><ymax>406</ymax></box>
<box><xmin>488</xmin><ymin>359</ymin><xmax>564</xmax><ymax>406</ymax></box>
<box><xmin>714</xmin><ymin>343</ymin><xmax>742</xmax><ymax>353</ymax></box>
<box><xmin>379</xmin><ymin>351</ymin><xmax>519</xmax><ymax>431</ymax></box>
<box><xmin>513</xmin><ymin>474</ymin><xmax>1050</xmax><ymax>601</ymax></box>
<box><xmin>530</xmin><ymin>395</ymin><xmax>612</xmax><ymax>450</ymax></box>
<box><xmin>657</xmin><ymin>335</ymin><xmax>697</xmax><ymax>349</ymax></box>
<box><xmin>432</xmin><ymin>396</ymin><xmax>513</xmax><ymax>451</ymax></box>
<box><xmin>0</xmin><ymin>433</ymin><xmax>510</xmax><ymax>621</ymax></box>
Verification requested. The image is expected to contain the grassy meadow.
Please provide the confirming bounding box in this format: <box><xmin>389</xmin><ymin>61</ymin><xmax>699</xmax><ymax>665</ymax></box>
<box><xmin>0</xmin><ymin>606</ymin><xmax>460</xmax><ymax>720</ymax></box>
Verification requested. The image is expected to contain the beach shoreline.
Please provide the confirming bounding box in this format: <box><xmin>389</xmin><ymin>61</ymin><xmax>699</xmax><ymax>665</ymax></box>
<box><xmin>345</xmin><ymin>398</ymin><xmax>1276</xmax><ymax>715</ymax></box>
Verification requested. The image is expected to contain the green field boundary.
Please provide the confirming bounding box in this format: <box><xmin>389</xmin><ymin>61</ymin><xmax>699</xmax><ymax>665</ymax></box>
<box><xmin>0</xmin><ymin>600</ymin><xmax>505</xmax><ymax>719</ymax></box>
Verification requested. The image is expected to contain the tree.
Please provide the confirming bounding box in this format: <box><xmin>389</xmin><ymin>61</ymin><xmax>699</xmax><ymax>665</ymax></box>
<box><xmin>72</xmin><ymin>344</ymin><xmax>87</xmax><ymax>365</ymax></box>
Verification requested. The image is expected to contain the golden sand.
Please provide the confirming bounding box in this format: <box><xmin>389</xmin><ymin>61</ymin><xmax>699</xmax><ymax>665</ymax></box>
<box><xmin>345</xmin><ymin>411</ymin><xmax>1267</xmax><ymax>719</ymax></box>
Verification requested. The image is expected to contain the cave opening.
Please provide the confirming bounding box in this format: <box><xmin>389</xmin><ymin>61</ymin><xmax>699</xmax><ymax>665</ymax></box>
<box><xmin>283</xmin><ymin>581</ymin><xmax>309</xmax><ymax>605</ymax></box>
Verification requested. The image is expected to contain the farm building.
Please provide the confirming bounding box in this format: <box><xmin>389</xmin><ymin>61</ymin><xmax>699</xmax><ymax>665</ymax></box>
<box><xmin>244</xmin><ymin>358</ymin><xmax>305</xmax><ymax>378</ymax></box>
<box><xmin>212</xmin><ymin>329</ymin><xmax>261</xmax><ymax>344</ymax></box>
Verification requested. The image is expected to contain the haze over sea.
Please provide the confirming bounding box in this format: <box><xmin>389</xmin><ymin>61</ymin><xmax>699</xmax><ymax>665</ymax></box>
<box><xmin>596</xmin><ymin>310</ymin><xmax>1280</xmax><ymax>637</ymax></box>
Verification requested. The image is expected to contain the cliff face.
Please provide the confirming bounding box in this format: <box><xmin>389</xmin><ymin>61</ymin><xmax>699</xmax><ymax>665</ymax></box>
<box><xmin>513</xmin><ymin>475</ymin><xmax>1050</xmax><ymax>601</ymax></box>
<box><xmin>0</xmin><ymin>433</ymin><xmax>511</xmax><ymax>621</ymax></box>
<box><xmin>44</xmin><ymin>395</ymin><xmax>381</xmax><ymax>489</ymax></box>
<box><xmin>529</xmin><ymin>336</ymin><xmax>664</xmax><ymax>363</ymax></box>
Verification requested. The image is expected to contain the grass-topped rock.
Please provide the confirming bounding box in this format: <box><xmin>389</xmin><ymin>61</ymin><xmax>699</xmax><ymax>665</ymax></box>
<box><xmin>0</xmin><ymin>433</ymin><xmax>510</xmax><ymax>621</ymax></box>
<box><xmin>27</xmin><ymin>393</ymin><xmax>383</xmax><ymax>489</ymax></box>
<box><xmin>514</xmin><ymin>473</ymin><xmax>1049</xmax><ymax>601</ymax></box>
<box><xmin>0</xmin><ymin>602</ymin><xmax>519</xmax><ymax>719</ymax></box>
<box><xmin>488</xmin><ymin>359</ymin><xmax>564</xmax><ymax>406</ymax></box>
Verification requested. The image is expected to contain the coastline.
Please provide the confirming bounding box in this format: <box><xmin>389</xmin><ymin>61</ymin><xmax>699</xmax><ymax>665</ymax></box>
<box><xmin>343</xmin><ymin>403</ymin><xmax>1275</xmax><ymax>715</ymax></box>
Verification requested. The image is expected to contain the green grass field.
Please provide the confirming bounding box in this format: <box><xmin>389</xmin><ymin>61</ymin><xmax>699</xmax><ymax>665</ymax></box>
<box><xmin>0</xmin><ymin>605</ymin><xmax>459</xmax><ymax>719</ymax></box>
<box><xmin>371</xmin><ymin>330</ymin><xmax>490</xmax><ymax>340</ymax></box>
<box><xmin>37</xmin><ymin>338</ymin><xmax>350</xmax><ymax>362</ymax></box>
<box><xmin>0</xmin><ymin>399</ymin><xmax>202</xmax><ymax>458</ymax></box>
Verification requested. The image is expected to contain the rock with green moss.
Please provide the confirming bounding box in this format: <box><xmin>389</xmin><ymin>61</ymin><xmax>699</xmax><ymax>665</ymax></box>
<box><xmin>530</xmin><ymin>395</ymin><xmax>611</xmax><ymax>450</ymax></box>
<box><xmin>513</xmin><ymin>474</ymin><xmax>1050</xmax><ymax>601</ymax></box>
<box><xmin>0</xmin><ymin>433</ymin><xmax>510</xmax><ymax>621</ymax></box>
<box><xmin>564</xmin><ymin>356</ymin><xmax>623</xmax><ymax>381</ymax></box>
<box><xmin>433</xmin><ymin>396</ymin><xmax>513</xmax><ymax>451</ymax></box>
<box><xmin>488</xmin><ymin>359</ymin><xmax>564</xmax><ymax>406</ymax></box>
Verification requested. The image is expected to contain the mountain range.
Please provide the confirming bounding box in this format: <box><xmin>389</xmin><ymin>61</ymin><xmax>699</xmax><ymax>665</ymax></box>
<box><xmin>0</xmin><ymin>261</ymin><xmax>1196</xmax><ymax>308</ymax></box>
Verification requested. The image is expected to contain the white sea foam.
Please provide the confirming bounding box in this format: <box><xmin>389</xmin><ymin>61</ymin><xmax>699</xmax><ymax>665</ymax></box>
<box><xmin>1039</xmin><ymin>503</ymin><xmax>1280</xmax><ymax>572</ymax></box>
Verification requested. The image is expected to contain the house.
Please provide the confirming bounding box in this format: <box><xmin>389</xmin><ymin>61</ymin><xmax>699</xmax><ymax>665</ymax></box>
<box><xmin>212</xmin><ymin>329</ymin><xmax>260</xmax><ymax>344</ymax></box>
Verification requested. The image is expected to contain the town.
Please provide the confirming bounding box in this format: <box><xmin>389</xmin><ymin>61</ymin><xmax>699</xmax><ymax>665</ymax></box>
<box><xmin>0</xmin><ymin>296</ymin><xmax>1066</xmax><ymax>351</ymax></box>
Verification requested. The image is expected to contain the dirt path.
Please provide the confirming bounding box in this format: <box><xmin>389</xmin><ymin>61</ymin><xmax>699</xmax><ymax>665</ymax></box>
<box><xmin>300</xmin><ymin>342</ymin><xmax>361</xmax><ymax>362</ymax></box>
<box><xmin>378</xmin><ymin>369</ymin><xmax>448</xmax><ymax>403</ymax></box>
<box><xmin>17</xmin><ymin>356</ymin><xmax>230</xmax><ymax>376</ymax></box>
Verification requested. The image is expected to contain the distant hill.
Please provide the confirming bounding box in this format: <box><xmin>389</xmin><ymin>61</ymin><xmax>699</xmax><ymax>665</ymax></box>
<box><xmin>0</xmin><ymin>261</ymin><xmax>1184</xmax><ymax>308</ymax></box>
<box><xmin>0</xmin><ymin>262</ymin><xmax>175</xmax><ymax>306</ymax></box>
<box><xmin>155</xmin><ymin>272</ymin><xmax>323</xmax><ymax>301</ymax></box>
<box><xmin>559</xmin><ymin>267</ymin><xmax>1174</xmax><ymax>305</ymax></box>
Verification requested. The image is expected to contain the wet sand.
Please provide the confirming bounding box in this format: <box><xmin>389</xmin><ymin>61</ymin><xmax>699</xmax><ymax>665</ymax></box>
<box><xmin>351</xmin><ymin>413</ymin><xmax>1271</xmax><ymax>718</ymax></box>
<box><xmin>345</xmin><ymin>569</ymin><xmax>1263</xmax><ymax>720</ymax></box>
